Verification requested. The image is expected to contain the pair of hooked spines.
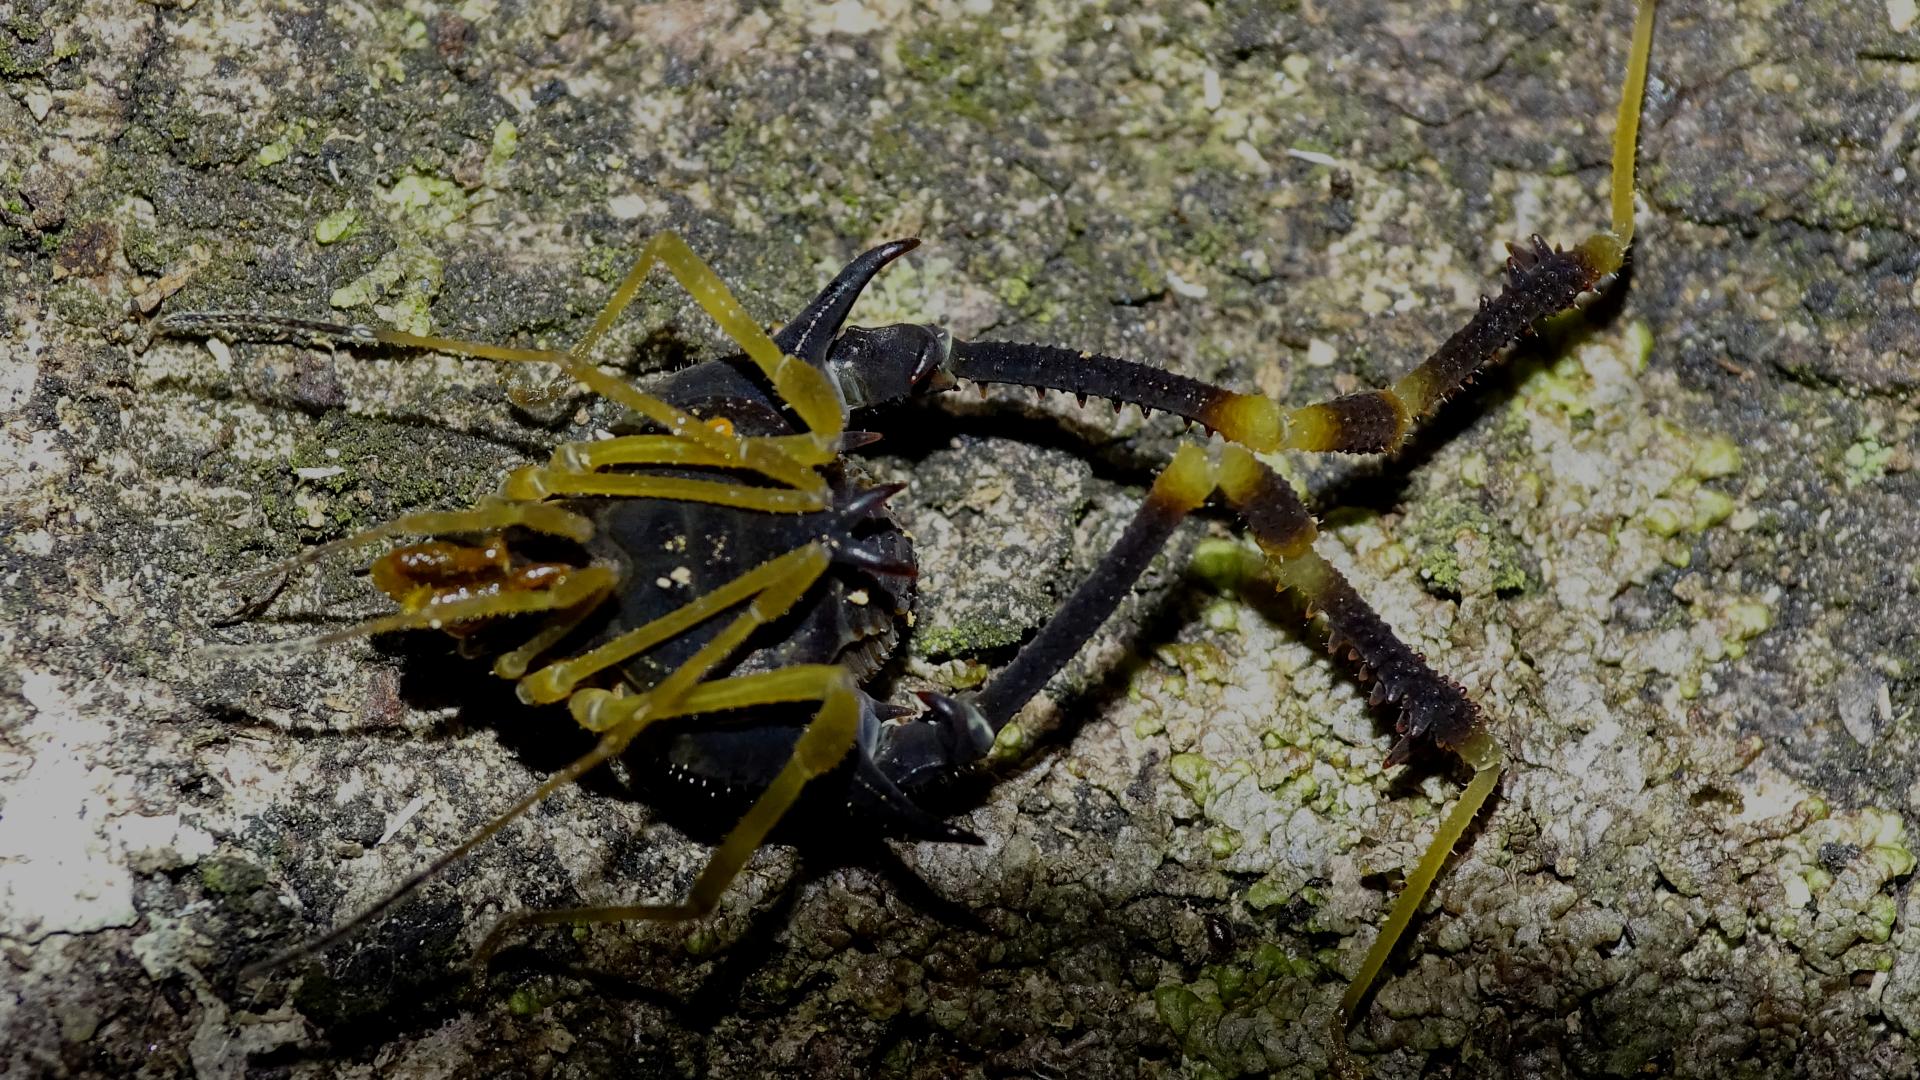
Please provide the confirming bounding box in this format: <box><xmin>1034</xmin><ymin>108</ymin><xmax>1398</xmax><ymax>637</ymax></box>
<box><xmin>827</xmin><ymin>481</ymin><xmax>915</xmax><ymax>579</ymax></box>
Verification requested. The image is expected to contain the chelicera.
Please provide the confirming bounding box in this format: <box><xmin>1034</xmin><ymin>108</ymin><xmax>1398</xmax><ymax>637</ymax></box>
<box><xmin>159</xmin><ymin>0</ymin><xmax>1659</xmax><ymax>1055</ymax></box>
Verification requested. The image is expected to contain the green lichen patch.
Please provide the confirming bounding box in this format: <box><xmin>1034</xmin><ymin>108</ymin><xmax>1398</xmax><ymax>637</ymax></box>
<box><xmin>505</xmin><ymin>976</ymin><xmax>564</xmax><ymax>1017</ymax></box>
<box><xmin>382</xmin><ymin>173</ymin><xmax>471</xmax><ymax>235</ymax></box>
<box><xmin>1188</xmin><ymin>537</ymin><xmax>1267</xmax><ymax>595</ymax></box>
<box><xmin>328</xmin><ymin>244</ymin><xmax>445</xmax><ymax>335</ymax></box>
<box><xmin>252</xmin><ymin>122</ymin><xmax>305</xmax><ymax>169</ymax></box>
<box><xmin>1842</xmin><ymin>436</ymin><xmax>1895</xmax><ymax>488</ymax></box>
<box><xmin>1168</xmin><ymin>753</ymin><xmax>1213</xmax><ymax>804</ymax></box>
<box><xmin>1152</xmin><ymin>945</ymin><xmax>1324</xmax><ymax>1075</ymax></box>
<box><xmin>198</xmin><ymin>855</ymin><xmax>267</xmax><ymax>896</ymax></box>
<box><xmin>313</xmin><ymin>208</ymin><xmax>359</xmax><ymax>246</ymax></box>
<box><xmin>1769</xmin><ymin>806</ymin><xmax>1915</xmax><ymax>975</ymax></box>
<box><xmin>320</xmin><ymin>150</ymin><xmax>513</xmax><ymax>333</ymax></box>
<box><xmin>484</xmin><ymin>119</ymin><xmax>519</xmax><ymax>186</ymax></box>
<box><xmin>1408</xmin><ymin>500</ymin><xmax>1531</xmax><ymax>598</ymax></box>
<box><xmin>910</xmin><ymin>617</ymin><xmax>1023</xmax><ymax>661</ymax></box>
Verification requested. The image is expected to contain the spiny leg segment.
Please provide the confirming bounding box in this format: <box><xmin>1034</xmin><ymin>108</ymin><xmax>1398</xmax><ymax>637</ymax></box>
<box><xmin>961</xmin><ymin>443</ymin><xmax>1483</xmax><ymax>757</ymax></box>
<box><xmin>917</xmin><ymin>0</ymin><xmax>1657</xmax><ymax>1059</ymax></box>
<box><xmin>921</xmin><ymin>443</ymin><xmax>1502</xmax><ymax>1032</ymax></box>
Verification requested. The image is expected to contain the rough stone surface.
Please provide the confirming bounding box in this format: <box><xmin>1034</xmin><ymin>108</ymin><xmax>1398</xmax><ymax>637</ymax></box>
<box><xmin>3</xmin><ymin>1</ymin><xmax>1918</xmax><ymax>1077</ymax></box>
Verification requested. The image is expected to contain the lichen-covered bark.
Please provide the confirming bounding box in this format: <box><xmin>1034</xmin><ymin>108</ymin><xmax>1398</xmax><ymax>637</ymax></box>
<box><xmin>3</xmin><ymin>1</ymin><xmax>1917</xmax><ymax>1077</ymax></box>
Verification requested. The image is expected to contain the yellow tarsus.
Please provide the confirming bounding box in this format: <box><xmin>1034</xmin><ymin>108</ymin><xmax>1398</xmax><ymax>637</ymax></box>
<box><xmin>369</xmin><ymin>326</ymin><xmax>828</xmax><ymax>496</ymax></box>
<box><xmin>1330</xmin><ymin>6</ymin><xmax>1657</xmax><ymax>1066</ymax></box>
<box><xmin>1574</xmin><ymin>0</ymin><xmax>1658</xmax><ymax>277</ymax></box>
<box><xmin>1332</xmin><ymin>736</ymin><xmax>1504</xmax><ymax>1049</ymax></box>
<box><xmin>517</xmin><ymin>544</ymin><xmax>830</xmax><ymax>707</ymax></box>
<box><xmin>1610</xmin><ymin>0</ymin><xmax>1658</xmax><ymax>248</ymax></box>
<box><xmin>580</xmin><ymin>232</ymin><xmax>846</xmax><ymax>450</ymax></box>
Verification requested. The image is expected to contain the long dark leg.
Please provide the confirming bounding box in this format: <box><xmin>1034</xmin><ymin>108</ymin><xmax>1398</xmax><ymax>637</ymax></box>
<box><xmin>1208</xmin><ymin>447</ymin><xmax>1502</xmax><ymax>1066</ymax></box>
<box><xmin>951</xmin><ymin>444</ymin><xmax>1487</xmax><ymax>763</ymax></box>
<box><xmin>913</xmin><ymin>443</ymin><xmax>1501</xmax><ymax>1064</ymax></box>
<box><xmin>963</xmin><ymin>444</ymin><xmax>1213</xmax><ymax>728</ymax></box>
<box><xmin>940</xmin><ymin>226</ymin><xmax>1618</xmax><ymax>458</ymax></box>
<box><xmin>924</xmin><ymin>440</ymin><xmax>1490</xmax><ymax>768</ymax></box>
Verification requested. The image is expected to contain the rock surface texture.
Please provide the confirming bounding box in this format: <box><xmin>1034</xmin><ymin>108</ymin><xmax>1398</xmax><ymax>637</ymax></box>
<box><xmin>3</xmin><ymin>1</ymin><xmax>1917</xmax><ymax>1077</ymax></box>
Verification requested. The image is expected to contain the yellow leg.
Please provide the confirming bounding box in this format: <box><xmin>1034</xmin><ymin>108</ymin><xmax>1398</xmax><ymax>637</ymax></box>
<box><xmin>372</xmin><ymin>327</ymin><xmax>827</xmax><ymax>499</ymax></box>
<box><xmin>473</xmin><ymin>550</ymin><xmax>845</xmax><ymax>960</ymax></box>
<box><xmin>573</xmin><ymin>232</ymin><xmax>845</xmax><ymax>454</ymax></box>
<box><xmin>548</xmin><ymin>433</ymin><xmax>734</xmax><ymax>472</ymax></box>
<box><xmin>160</xmin><ymin>234</ymin><xmax>851</xmax><ymax>454</ymax></box>
<box><xmin>475</xmin><ymin>663</ymin><xmax>863</xmax><ymax>962</ymax></box>
<box><xmin>241</xmin><ymin>497</ymin><xmax>595</xmax><ymax>581</ymax></box>
<box><xmin>653</xmin><ymin>664</ymin><xmax>871</xmax><ymax>714</ymax></box>
<box><xmin>210</xmin><ymin>564</ymin><xmax>618</xmax><ymax>657</ymax></box>
<box><xmin>568</xmin><ymin>543</ymin><xmax>829</xmax><ymax>741</ymax></box>
<box><xmin>1328</xmin><ymin>736</ymin><xmax>1503</xmax><ymax>1073</ymax></box>
<box><xmin>515</xmin><ymin>543</ymin><xmax>830</xmax><ymax>707</ymax></box>
<box><xmin>548</xmin><ymin>432</ymin><xmax>833</xmax><ymax>475</ymax></box>
<box><xmin>157</xmin><ymin>308</ymin><xmax>829</xmax><ymax>498</ymax></box>
<box><xmin>502</xmin><ymin>464</ymin><xmax>830</xmax><ymax>513</ymax></box>
<box><xmin>491</xmin><ymin>579</ymin><xmax>618</xmax><ymax>681</ymax></box>
<box><xmin>239</xmin><ymin>542</ymin><xmax>836</xmax><ymax>978</ymax></box>
<box><xmin>1608</xmin><ymin>0</ymin><xmax>1659</xmax><ymax>248</ymax></box>
<box><xmin>163</xmin><ymin>240</ymin><xmax>863</xmax><ymax>495</ymax></box>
